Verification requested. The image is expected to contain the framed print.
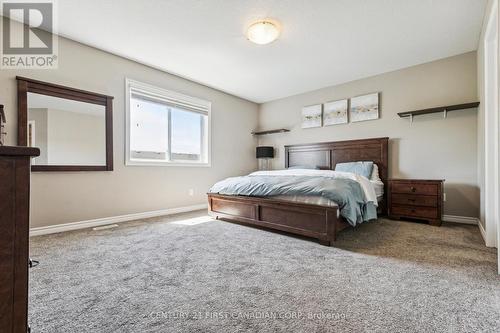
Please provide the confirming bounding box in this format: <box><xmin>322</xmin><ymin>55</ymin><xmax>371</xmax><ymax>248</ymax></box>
<box><xmin>350</xmin><ymin>93</ymin><xmax>379</xmax><ymax>122</ymax></box>
<box><xmin>323</xmin><ymin>99</ymin><xmax>348</xmax><ymax>126</ymax></box>
<box><xmin>301</xmin><ymin>104</ymin><xmax>322</xmax><ymax>128</ymax></box>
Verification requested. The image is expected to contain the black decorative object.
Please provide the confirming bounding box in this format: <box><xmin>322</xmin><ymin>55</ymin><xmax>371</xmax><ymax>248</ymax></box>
<box><xmin>256</xmin><ymin>146</ymin><xmax>274</xmax><ymax>170</ymax></box>
<box><xmin>0</xmin><ymin>105</ymin><xmax>6</xmax><ymax>146</ymax></box>
<box><xmin>256</xmin><ymin>146</ymin><xmax>274</xmax><ymax>159</ymax></box>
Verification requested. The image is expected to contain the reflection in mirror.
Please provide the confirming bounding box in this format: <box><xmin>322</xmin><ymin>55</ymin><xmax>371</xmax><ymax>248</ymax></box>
<box><xmin>27</xmin><ymin>92</ymin><xmax>106</xmax><ymax>166</ymax></box>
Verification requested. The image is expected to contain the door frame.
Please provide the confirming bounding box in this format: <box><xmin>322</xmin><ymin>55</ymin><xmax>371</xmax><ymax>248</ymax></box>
<box><xmin>483</xmin><ymin>0</ymin><xmax>500</xmax><ymax>273</ymax></box>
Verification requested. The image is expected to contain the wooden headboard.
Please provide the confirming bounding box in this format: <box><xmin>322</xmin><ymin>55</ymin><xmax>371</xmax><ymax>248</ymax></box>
<box><xmin>284</xmin><ymin>137</ymin><xmax>389</xmax><ymax>214</ymax></box>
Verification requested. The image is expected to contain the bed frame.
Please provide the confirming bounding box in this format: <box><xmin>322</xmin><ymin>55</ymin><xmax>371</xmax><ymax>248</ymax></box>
<box><xmin>207</xmin><ymin>137</ymin><xmax>389</xmax><ymax>246</ymax></box>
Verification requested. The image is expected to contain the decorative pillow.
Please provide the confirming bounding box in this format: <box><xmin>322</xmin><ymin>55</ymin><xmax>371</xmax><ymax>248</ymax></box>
<box><xmin>335</xmin><ymin>161</ymin><xmax>374</xmax><ymax>179</ymax></box>
<box><xmin>370</xmin><ymin>164</ymin><xmax>382</xmax><ymax>182</ymax></box>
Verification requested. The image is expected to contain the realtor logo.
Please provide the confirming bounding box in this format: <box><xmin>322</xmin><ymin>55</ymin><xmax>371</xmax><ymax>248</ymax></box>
<box><xmin>1</xmin><ymin>0</ymin><xmax>58</xmax><ymax>68</ymax></box>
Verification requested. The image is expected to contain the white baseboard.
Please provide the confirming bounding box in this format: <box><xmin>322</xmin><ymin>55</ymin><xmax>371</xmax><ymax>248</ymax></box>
<box><xmin>442</xmin><ymin>215</ymin><xmax>487</xmax><ymax>244</ymax></box>
<box><xmin>478</xmin><ymin>220</ymin><xmax>487</xmax><ymax>242</ymax></box>
<box><xmin>442</xmin><ymin>214</ymin><xmax>479</xmax><ymax>225</ymax></box>
<box><xmin>30</xmin><ymin>204</ymin><xmax>208</xmax><ymax>237</ymax></box>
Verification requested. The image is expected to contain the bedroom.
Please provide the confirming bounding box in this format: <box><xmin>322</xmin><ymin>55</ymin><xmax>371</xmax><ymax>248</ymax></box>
<box><xmin>0</xmin><ymin>0</ymin><xmax>498</xmax><ymax>332</ymax></box>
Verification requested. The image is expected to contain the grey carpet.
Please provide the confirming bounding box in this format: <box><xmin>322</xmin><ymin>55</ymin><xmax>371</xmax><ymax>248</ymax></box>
<box><xmin>29</xmin><ymin>211</ymin><xmax>500</xmax><ymax>333</ymax></box>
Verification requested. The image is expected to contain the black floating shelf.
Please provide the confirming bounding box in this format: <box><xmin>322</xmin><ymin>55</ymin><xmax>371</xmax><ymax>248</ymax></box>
<box><xmin>398</xmin><ymin>102</ymin><xmax>479</xmax><ymax>118</ymax></box>
<box><xmin>251</xmin><ymin>128</ymin><xmax>290</xmax><ymax>136</ymax></box>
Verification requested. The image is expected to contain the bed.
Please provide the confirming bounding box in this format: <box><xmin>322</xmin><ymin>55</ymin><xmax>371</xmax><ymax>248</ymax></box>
<box><xmin>207</xmin><ymin>137</ymin><xmax>389</xmax><ymax>246</ymax></box>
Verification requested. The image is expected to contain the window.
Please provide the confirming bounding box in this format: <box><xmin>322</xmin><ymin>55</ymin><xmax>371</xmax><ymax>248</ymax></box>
<box><xmin>126</xmin><ymin>79</ymin><xmax>211</xmax><ymax>166</ymax></box>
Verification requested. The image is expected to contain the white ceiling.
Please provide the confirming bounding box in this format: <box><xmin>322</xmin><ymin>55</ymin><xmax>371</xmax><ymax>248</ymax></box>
<box><xmin>55</xmin><ymin>0</ymin><xmax>486</xmax><ymax>103</ymax></box>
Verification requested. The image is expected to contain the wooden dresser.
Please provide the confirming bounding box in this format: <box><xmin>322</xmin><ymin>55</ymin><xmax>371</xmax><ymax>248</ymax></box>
<box><xmin>0</xmin><ymin>146</ymin><xmax>39</xmax><ymax>333</ymax></box>
<box><xmin>388</xmin><ymin>179</ymin><xmax>444</xmax><ymax>226</ymax></box>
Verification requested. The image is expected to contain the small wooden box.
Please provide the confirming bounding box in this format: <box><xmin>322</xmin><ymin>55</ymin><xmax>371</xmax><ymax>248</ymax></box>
<box><xmin>388</xmin><ymin>179</ymin><xmax>444</xmax><ymax>226</ymax></box>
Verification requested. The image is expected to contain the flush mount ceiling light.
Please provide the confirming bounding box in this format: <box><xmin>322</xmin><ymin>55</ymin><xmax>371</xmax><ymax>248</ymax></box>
<box><xmin>246</xmin><ymin>20</ymin><xmax>280</xmax><ymax>45</ymax></box>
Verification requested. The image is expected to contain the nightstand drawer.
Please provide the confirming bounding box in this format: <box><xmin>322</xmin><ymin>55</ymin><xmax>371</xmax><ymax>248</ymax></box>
<box><xmin>391</xmin><ymin>205</ymin><xmax>438</xmax><ymax>219</ymax></box>
<box><xmin>391</xmin><ymin>194</ymin><xmax>438</xmax><ymax>207</ymax></box>
<box><xmin>391</xmin><ymin>182</ymin><xmax>438</xmax><ymax>195</ymax></box>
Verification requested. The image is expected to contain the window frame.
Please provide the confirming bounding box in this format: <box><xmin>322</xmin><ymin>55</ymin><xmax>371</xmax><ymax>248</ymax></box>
<box><xmin>125</xmin><ymin>78</ymin><xmax>211</xmax><ymax>167</ymax></box>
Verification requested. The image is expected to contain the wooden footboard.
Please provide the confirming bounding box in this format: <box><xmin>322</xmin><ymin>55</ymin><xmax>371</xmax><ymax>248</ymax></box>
<box><xmin>207</xmin><ymin>193</ymin><xmax>350</xmax><ymax>246</ymax></box>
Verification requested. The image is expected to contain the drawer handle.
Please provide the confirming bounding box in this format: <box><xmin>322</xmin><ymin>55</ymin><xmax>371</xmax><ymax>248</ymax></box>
<box><xmin>410</xmin><ymin>187</ymin><xmax>416</xmax><ymax>192</ymax></box>
<box><xmin>408</xmin><ymin>198</ymin><xmax>416</xmax><ymax>202</ymax></box>
<box><xmin>411</xmin><ymin>209</ymin><xmax>416</xmax><ymax>213</ymax></box>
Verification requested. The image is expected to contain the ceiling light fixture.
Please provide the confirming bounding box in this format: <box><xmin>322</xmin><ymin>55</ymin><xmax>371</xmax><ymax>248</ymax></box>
<box><xmin>246</xmin><ymin>20</ymin><xmax>280</xmax><ymax>45</ymax></box>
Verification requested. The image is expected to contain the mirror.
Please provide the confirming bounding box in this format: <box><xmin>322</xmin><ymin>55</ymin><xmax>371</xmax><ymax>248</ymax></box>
<box><xmin>17</xmin><ymin>77</ymin><xmax>113</xmax><ymax>171</ymax></box>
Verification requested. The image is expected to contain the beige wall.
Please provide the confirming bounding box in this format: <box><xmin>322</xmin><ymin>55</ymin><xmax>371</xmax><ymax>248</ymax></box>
<box><xmin>0</xmin><ymin>34</ymin><xmax>259</xmax><ymax>228</ymax></box>
<box><xmin>258</xmin><ymin>52</ymin><xmax>479</xmax><ymax>217</ymax></box>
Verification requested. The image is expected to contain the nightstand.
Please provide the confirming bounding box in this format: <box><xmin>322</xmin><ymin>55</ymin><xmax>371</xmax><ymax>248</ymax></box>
<box><xmin>388</xmin><ymin>179</ymin><xmax>444</xmax><ymax>226</ymax></box>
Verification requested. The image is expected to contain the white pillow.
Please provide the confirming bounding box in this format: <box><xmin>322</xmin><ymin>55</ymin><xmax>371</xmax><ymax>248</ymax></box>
<box><xmin>370</xmin><ymin>164</ymin><xmax>382</xmax><ymax>182</ymax></box>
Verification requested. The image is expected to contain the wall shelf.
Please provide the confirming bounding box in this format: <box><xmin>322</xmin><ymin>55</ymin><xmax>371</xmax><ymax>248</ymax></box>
<box><xmin>398</xmin><ymin>102</ymin><xmax>479</xmax><ymax>121</ymax></box>
<box><xmin>251</xmin><ymin>128</ymin><xmax>290</xmax><ymax>136</ymax></box>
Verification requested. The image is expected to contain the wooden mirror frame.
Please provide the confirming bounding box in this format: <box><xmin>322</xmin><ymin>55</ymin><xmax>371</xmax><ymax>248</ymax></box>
<box><xmin>17</xmin><ymin>76</ymin><xmax>114</xmax><ymax>172</ymax></box>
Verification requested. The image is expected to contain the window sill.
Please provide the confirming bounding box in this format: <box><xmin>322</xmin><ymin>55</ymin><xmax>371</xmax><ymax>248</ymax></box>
<box><xmin>126</xmin><ymin>160</ymin><xmax>211</xmax><ymax>167</ymax></box>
